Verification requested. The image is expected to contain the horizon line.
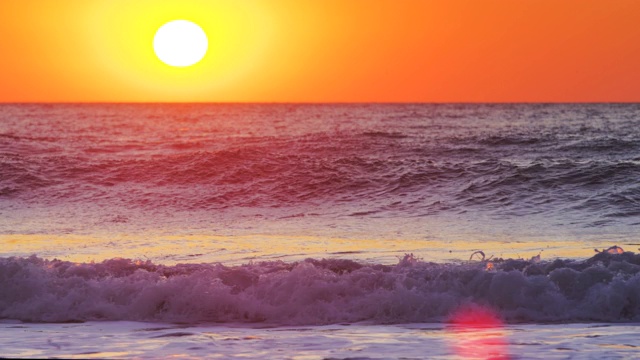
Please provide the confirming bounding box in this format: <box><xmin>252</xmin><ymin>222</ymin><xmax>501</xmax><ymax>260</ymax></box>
<box><xmin>1</xmin><ymin>101</ymin><xmax>640</xmax><ymax>105</ymax></box>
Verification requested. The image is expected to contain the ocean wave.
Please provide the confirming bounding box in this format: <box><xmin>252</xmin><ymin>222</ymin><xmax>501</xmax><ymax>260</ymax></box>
<box><xmin>3</xmin><ymin>146</ymin><xmax>640</xmax><ymax>220</ymax></box>
<box><xmin>361</xmin><ymin>131</ymin><xmax>409</xmax><ymax>139</ymax></box>
<box><xmin>1</xmin><ymin>252</ymin><xmax>639</xmax><ymax>324</ymax></box>
<box><xmin>3</xmin><ymin>103</ymin><xmax>640</xmax><ymax>230</ymax></box>
<box><xmin>455</xmin><ymin>159</ymin><xmax>640</xmax><ymax>216</ymax></box>
<box><xmin>556</xmin><ymin>138</ymin><xmax>640</xmax><ymax>154</ymax></box>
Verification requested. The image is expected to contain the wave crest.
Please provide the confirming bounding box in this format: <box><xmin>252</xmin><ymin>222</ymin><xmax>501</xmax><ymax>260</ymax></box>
<box><xmin>2</xmin><ymin>252</ymin><xmax>640</xmax><ymax>324</ymax></box>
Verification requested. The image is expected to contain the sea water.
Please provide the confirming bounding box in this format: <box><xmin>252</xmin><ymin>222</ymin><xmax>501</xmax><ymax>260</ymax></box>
<box><xmin>1</xmin><ymin>103</ymin><xmax>639</xmax><ymax>358</ymax></box>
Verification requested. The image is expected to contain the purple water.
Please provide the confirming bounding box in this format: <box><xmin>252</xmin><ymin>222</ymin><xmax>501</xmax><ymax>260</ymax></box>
<box><xmin>1</xmin><ymin>103</ymin><xmax>640</xmax><ymax>358</ymax></box>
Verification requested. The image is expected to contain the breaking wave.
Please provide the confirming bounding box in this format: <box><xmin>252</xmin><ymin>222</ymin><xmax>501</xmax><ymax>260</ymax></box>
<box><xmin>2</xmin><ymin>251</ymin><xmax>640</xmax><ymax>325</ymax></box>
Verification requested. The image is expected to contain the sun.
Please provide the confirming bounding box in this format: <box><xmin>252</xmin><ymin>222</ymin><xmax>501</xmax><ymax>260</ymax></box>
<box><xmin>153</xmin><ymin>20</ymin><xmax>208</xmax><ymax>67</ymax></box>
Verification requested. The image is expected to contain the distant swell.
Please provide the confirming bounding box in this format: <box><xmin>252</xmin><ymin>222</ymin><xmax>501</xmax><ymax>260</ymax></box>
<box><xmin>2</xmin><ymin>253</ymin><xmax>640</xmax><ymax>324</ymax></box>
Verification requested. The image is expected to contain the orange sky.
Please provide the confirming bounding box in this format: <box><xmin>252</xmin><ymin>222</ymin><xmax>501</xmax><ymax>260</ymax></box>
<box><xmin>1</xmin><ymin>0</ymin><xmax>639</xmax><ymax>102</ymax></box>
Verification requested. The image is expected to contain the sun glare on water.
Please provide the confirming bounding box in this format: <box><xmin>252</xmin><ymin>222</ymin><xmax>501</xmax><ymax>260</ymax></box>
<box><xmin>153</xmin><ymin>20</ymin><xmax>208</xmax><ymax>67</ymax></box>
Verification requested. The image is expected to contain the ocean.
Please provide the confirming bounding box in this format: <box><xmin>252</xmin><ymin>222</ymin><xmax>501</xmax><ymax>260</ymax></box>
<box><xmin>1</xmin><ymin>103</ymin><xmax>639</xmax><ymax>358</ymax></box>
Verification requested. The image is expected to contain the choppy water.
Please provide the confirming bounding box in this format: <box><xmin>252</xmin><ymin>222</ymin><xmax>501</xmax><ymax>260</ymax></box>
<box><xmin>3</xmin><ymin>104</ymin><xmax>640</xmax><ymax>240</ymax></box>
<box><xmin>1</xmin><ymin>103</ymin><xmax>640</xmax><ymax>358</ymax></box>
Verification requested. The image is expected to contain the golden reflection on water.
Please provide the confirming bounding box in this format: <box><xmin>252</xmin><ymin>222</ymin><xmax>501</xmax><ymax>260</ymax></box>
<box><xmin>445</xmin><ymin>305</ymin><xmax>511</xmax><ymax>359</ymax></box>
<box><xmin>0</xmin><ymin>232</ymin><xmax>596</xmax><ymax>265</ymax></box>
<box><xmin>446</xmin><ymin>328</ymin><xmax>512</xmax><ymax>360</ymax></box>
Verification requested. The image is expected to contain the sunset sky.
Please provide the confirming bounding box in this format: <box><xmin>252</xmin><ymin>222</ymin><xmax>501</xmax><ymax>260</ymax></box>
<box><xmin>1</xmin><ymin>0</ymin><xmax>639</xmax><ymax>103</ymax></box>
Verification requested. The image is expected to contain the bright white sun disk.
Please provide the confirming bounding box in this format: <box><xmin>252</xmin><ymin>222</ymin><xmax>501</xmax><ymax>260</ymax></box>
<box><xmin>153</xmin><ymin>20</ymin><xmax>208</xmax><ymax>67</ymax></box>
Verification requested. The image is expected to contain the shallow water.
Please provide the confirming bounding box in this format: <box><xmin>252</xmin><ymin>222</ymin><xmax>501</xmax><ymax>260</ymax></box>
<box><xmin>2</xmin><ymin>321</ymin><xmax>639</xmax><ymax>359</ymax></box>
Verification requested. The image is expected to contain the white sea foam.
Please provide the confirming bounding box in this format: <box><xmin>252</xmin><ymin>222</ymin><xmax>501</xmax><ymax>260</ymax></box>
<box><xmin>2</xmin><ymin>252</ymin><xmax>639</xmax><ymax>325</ymax></box>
